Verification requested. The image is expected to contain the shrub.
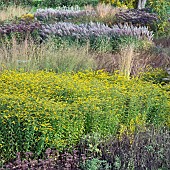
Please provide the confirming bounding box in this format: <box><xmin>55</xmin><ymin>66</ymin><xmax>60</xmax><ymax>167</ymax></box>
<box><xmin>0</xmin><ymin>0</ymin><xmax>32</xmax><ymax>6</ymax></box>
<box><xmin>147</xmin><ymin>0</ymin><xmax>170</xmax><ymax>37</ymax></box>
<box><xmin>140</xmin><ymin>68</ymin><xmax>169</xmax><ymax>84</ymax></box>
<box><xmin>34</xmin><ymin>0</ymin><xmax>99</xmax><ymax>7</ymax></box>
<box><xmin>0</xmin><ymin>20</ymin><xmax>41</xmax><ymax>43</ymax></box>
<box><xmin>0</xmin><ymin>21</ymin><xmax>40</xmax><ymax>35</ymax></box>
<box><xmin>115</xmin><ymin>8</ymin><xmax>158</xmax><ymax>28</ymax></box>
<box><xmin>0</xmin><ymin>70</ymin><xmax>169</xmax><ymax>164</ymax></box>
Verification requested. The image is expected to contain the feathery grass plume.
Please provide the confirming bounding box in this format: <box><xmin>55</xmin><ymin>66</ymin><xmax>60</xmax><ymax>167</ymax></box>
<box><xmin>118</xmin><ymin>44</ymin><xmax>134</xmax><ymax>78</ymax></box>
<box><xmin>95</xmin><ymin>3</ymin><xmax>124</xmax><ymax>18</ymax></box>
<box><xmin>114</xmin><ymin>23</ymin><xmax>152</xmax><ymax>40</ymax></box>
<box><xmin>95</xmin><ymin>44</ymin><xmax>169</xmax><ymax>75</ymax></box>
<box><xmin>111</xmin><ymin>23</ymin><xmax>154</xmax><ymax>41</ymax></box>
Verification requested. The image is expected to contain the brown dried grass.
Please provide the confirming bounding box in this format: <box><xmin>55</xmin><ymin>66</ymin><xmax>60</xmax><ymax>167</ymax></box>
<box><xmin>0</xmin><ymin>5</ymin><xmax>30</xmax><ymax>21</ymax></box>
<box><xmin>95</xmin><ymin>46</ymin><xmax>170</xmax><ymax>76</ymax></box>
<box><xmin>0</xmin><ymin>36</ymin><xmax>96</xmax><ymax>72</ymax></box>
<box><xmin>96</xmin><ymin>3</ymin><xmax>121</xmax><ymax>18</ymax></box>
<box><xmin>153</xmin><ymin>37</ymin><xmax>170</xmax><ymax>48</ymax></box>
<box><xmin>85</xmin><ymin>3</ymin><xmax>125</xmax><ymax>19</ymax></box>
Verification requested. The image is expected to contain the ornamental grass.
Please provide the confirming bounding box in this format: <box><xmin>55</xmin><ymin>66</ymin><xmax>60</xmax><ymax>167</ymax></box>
<box><xmin>0</xmin><ymin>5</ymin><xmax>30</xmax><ymax>22</ymax></box>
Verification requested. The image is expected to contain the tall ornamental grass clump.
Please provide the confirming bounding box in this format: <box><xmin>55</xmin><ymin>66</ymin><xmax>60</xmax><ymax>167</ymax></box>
<box><xmin>0</xmin><ymin>37</ymin><xmax>96</xmax><ymax>72</ymax></box>
<box><xmin>0</xmin><ymin>5</ymin><xmax>31</xmax><ymax>22</ymax></box>
<box><xmin>0</xmin><ymin>70</ymin><xmax>169</xmax><ymax>164</ymax></box>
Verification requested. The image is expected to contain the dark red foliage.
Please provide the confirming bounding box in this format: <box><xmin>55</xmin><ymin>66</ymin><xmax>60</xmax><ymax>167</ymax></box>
<box><xmin>0</xmin><ymin>21</ymin><xmax>42</xmax><ymax>35</ymax></box>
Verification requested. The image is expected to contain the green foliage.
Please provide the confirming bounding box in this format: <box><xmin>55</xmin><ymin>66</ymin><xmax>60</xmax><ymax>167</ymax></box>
<box><xmin>0</xmin><ymin>0</ymin><xmax>32</xmax><ymax>6</ymax></box>
<box><xmin>0</xmin><ymin>70</ymin><xmax>169</xmax><ymax>164</ymax></box>
<box><xmin>100</xmin><ymin>0</ymin><xmax>137</xmax><ymax>8</ymax></box>
<box><xmin>140</xmin><ymin>68</ymin><xmax>168</xmax><ymax>84</ymax></box>
<box><xmin>0</xmin><ymin>0</ymin><xmax>99</xmax><ymax>7</ymax></box>
<box><xmin>45</xmin><ymin>35</ymin><xmax>149</xmax><ymax>54</ymax></box>
<box><xmin>148</xmin><ymin>0</ymin><xmax>170</xmax><ymax>37</ymax></box>
<box><xmin>80</xmin><ymin>133</ymin><xmax>103</xmax><ymax>157</ymax></box>
<box><xmin>44</xmin><ymin>0</ymin><xmax>98</xmax><ymax>7</ymax></box>
<box><xmin>81</xmin><ymin>158</ymin><xmax>111</xmax><ymax>170</ymax></box>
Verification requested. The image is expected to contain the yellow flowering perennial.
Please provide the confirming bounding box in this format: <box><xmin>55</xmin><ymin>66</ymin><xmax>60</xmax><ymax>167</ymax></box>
<box><xmin>0</xmin><ymin>70</ymin><xmax>169</xmax><ymax>163</ymax></box>
<box><xmin>21</xmin><ymin>13</ymin><xmax>34</xmax><ymax>20</ymax></box>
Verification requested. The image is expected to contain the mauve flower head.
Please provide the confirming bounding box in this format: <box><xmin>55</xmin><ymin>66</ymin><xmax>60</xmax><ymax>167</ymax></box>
<box><xmin>25</xmin><ymin>151</ymin><xmax>33</xmax><ymax>158</ymax></box>
<box><xmin>40</xmin><ymin>22</ymin><xmax>153</xmax><ymax>41</ymax></box>
<box><xmin>35</xmin><ymin>7</ymin><xmax>96</xmax><ymax>21</ymax></box>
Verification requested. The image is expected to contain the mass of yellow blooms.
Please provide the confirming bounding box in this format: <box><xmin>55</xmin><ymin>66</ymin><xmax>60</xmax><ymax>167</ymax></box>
<box><xmin>0</xmin><ymin>70</ymin><xmax>169</xmax><ymax>160</ymax></box>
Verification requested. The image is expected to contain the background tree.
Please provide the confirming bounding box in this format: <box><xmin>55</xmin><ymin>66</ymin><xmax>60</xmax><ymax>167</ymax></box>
<box><xmin>137</xmin><ymin>0</ymin><xmax>147</xmax><ymax>9</ymax></box>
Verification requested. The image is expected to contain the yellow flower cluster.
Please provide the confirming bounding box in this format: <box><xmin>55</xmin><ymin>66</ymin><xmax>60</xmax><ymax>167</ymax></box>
<box><xmin>0</xmin><ymin>70</ymin><xmax>169</xmax><ymax>162</ymax></box>
<box><xmin>21</xmin><ymin>13</ymin><xmax>34</xmax><ymax>20</ymax></box>
<box><xmin>100</xmin><ymin>0</ymin><xmax>134</xmax><ymax>8</ymax></box>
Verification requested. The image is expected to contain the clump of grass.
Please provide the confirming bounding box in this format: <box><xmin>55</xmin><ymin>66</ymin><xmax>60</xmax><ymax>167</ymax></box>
<box><xmin>0</xmin><ymin>5</ymin><xmax>30</xmax><ymax>22</ymax></box>
<box><xmin>95</xmin><ymin>3</ymin><xmax>123</xmax><ymax>19</ymax></box>
<box><xmin>118</xmin><ymin>45</ymin><xmax>134</xmax><ymax>78</ymax></box>
<box><xmin>95</xmin><ymin>44</ymin><xmax>170</xmax><ymax>75</ymax></box>
<box><xmin>0</xmin><ymin>36</ymin><xmax>96</xmax><ymax>73</ymax></box>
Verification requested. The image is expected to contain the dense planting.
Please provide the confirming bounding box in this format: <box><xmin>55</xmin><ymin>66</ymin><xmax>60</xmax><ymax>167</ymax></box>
<box><xmin>0</xmin><ymin>21</ymin><xmax>41</xmax><ymax>35</ymax></box>
<box><xmin>1</xmin><ymin>128</ymin><xmax>169</xmax><ymax>169</ymax></box>
<box><xmin>0</xmin><ymin>1</ymin><xmax>169</xmax><ymax>169</ymax></box>
<box><xmin>115</xmin><ymin>8</ymin><xmax>158</xmax><ymax>26</ymax></box>
<box><xmin>0</xmin><ymin>70</ymin><xmax>169</xmax><ymax>164</ymax></box>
